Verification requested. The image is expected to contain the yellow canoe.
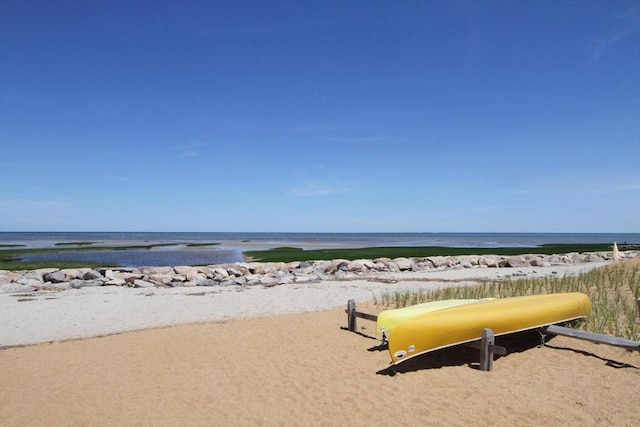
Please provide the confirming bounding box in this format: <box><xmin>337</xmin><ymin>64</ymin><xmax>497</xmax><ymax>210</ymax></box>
<box><xmin>389</xmin><ymin>293</ymin><xmax>592</xmax><ymax>364</ymax></box>
<box><xmin>376</xmin><ymin>298</ymin><xmax>494</xmax><ymax>335</ymax></box>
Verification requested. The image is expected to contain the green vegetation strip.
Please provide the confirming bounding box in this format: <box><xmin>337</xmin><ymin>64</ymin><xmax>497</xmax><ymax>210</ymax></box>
<box><xmin>375</xmin><ymin>262</ymin><xmax>640</xmax><ymax>341</ymax></box>
<box><xmin>54</xmin><ymin>241</ymin><xmax>102</xmax><ymax>246</ymax></box>
<box><xmin>244</xmin><ymin>243</ymin><xmax>616</xmax><ymax>263</ymax></box>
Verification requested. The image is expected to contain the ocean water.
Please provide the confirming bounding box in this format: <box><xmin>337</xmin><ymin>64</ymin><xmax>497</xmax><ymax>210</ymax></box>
<box><xmin>1</xmin><ymin>232</ymin><xmax>638</xmax><ymax>268</ymax></box>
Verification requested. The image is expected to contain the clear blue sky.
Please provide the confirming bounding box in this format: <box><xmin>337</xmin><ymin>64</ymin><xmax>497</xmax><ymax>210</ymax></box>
<box><xmin>1</xmin><ymin>0</ymin><xmax>639</xmax><ymax>233</ymax></box>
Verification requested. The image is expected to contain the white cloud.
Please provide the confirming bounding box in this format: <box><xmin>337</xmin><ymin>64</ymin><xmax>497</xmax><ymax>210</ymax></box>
<box><xmin>591</xmin><ymin>6</ymin><xmax>639</xmax><ymax>61</ymax></box>
<box><xmin>174</xmin><ymin>142</ymin><xmax>205</xmax><ymax>158</ymax></box>
<box><xmin>289</xmin><ymin>184</ymin><xmax>350</xmax><ymax>197</ymax></box>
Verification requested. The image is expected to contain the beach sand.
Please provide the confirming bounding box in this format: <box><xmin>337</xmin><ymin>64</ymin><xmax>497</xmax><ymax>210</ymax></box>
<box><xmin>1</xmin><ymin>261</ymin><xmax>639</xmax><ymax>426</ymax></box>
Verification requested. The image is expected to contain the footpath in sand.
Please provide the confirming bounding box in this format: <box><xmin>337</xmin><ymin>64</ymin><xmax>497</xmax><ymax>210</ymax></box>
<box><xmin>1</xmin><ymin>261</ymin><xmax>639</xmax><ymax>426</ymax></box>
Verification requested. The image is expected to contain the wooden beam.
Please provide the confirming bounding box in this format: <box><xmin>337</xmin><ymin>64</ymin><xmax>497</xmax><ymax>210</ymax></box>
<box><xmin>354</xmin><ymin>311</ymin><xmax>378</xmax><ymax>322</ymax></box>
<box><xmin>346</xmin><ymin>299</ymin><xmax>378</xmax><ymax>332</ymax></box>
<box><xmin>544</xmin><ymin>325</ymin><xmax>640</xmax><ymax>351</ymax></box>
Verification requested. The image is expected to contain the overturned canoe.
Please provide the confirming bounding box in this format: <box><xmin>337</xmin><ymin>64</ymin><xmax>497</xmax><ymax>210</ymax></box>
<box><xmin>376</xmin><ymin>298</ymin><xmax>494</xmax><ymax>336</ymax></box>
<box><xmin>389</xmin><ymin>293</ymin><xmax>592</xmax><ymax>364</ymax></box>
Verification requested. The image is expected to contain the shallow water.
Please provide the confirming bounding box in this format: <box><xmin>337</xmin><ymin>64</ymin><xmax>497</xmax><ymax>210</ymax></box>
<box><xmin>2</xmin><ymin>232</ymin><xmax>638</xmax><ymax>268</ymax></box>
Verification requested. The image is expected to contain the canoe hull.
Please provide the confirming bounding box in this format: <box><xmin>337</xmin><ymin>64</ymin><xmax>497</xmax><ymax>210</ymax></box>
<box><xmin>388</xmin><ymin>293</ymin><xmax>592</xmax><ymax>364</ymax></box>
<box><xmin>376</xmin><ymin>298</ymin><xmax>494</xmax><ymax>335</ymax></box>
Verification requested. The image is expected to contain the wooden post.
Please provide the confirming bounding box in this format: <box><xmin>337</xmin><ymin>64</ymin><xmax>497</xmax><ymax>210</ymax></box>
<box><xmin>479</xmin><ymin>328</ymin><xmax>507</xmax><ymax>371</ymax></box>
<box><xmin>479</xmin><ymin>328</ymin><xmax>495</xmax><ymax>371</ymax></box>
<box><xmin>347</xmin><ymin>299</ymin><xmax>357</xmax><ymax>332</ymax></box>
<box><xmin>637</xmin><ymin>297</ymin><xmax>640</xmax><ymax>318</ymax></box>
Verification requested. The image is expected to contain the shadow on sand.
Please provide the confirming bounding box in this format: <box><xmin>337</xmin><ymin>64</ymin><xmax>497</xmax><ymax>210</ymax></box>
<box><xmin>376</xmin><ymin>330</ymin><xmax>553</xmax><ymax>376</ymax></box>
<box><xmin>375</xmin><ymin>330</ymin><xmax>639</xmax><ymax>375</ymax></box>
<box><xmin>543</xmin><ymin>343</ymin><xmax>638</xmax><ymax>369</ymax></box>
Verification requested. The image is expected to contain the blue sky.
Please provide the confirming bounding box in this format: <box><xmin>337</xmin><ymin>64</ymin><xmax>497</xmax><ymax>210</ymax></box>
<box><xmin>1</xmin><ymin>0</ymin><xmax>639</xmax><ymax>233</ymax></box>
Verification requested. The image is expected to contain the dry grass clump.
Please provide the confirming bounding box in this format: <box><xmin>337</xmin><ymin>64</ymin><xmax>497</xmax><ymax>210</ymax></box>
<box><xmin>376</xmin><ymin>258</ymin><xmax>640</xmax><ymax>340</ymax></box>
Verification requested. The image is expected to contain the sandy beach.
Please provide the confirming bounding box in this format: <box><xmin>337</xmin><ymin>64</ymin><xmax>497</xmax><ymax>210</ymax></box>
<box><xmin>1</xmin><ymin>261</ymin><xmax>639</xmax><ymax>426</ymax></box>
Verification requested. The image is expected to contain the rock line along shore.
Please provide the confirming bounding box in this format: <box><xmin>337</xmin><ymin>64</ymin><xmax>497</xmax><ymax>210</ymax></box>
<box><xmin>1</xmin><ymin>250</ymin><xmax>635</xmax><ymax>293</ymax></box>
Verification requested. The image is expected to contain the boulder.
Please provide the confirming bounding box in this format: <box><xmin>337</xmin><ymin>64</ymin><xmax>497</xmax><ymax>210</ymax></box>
<box><xmin>0</xmin><ymin>270</ymin><xmax>22</xmax><ymax>284</ymax></box>
<box><xmin>83</xmin><ymin>270</ymin><xmax>103</xmax><ymax>280</ymax></box>
<box><xmin>0</xmin><ymin>283</ymin><xmax>35</xmax><ymax>293</ymax></box>
<box><xmin>428</xmin><ymin>256</ymin><xmax>451</xmax><ymax>268</ymax></box>
<box><xmin>505</xmin><ymin>256</ymin><xmax>531</xmax><ymax>268</ymax></box>
<box><xmin>347</xmin><ymin>260</ymin><xmax>370</xmax><ymax>272</ymax></box>
<box><xmin>148</xmin><ymin>274</ymin><xmax>174</xmax><ymax>285</ymax></box>
<box><xmin>44</xmin><ymin>270</ymin><xmax>67</xmax><ymax>283</ymax></box>
<box><xmin>139</xmin><ymin>266</ymin><xmax>174</xmax><ymax>275</ymax></box>
<box><xmin>194</xmin><ymin>277</ymin><xmax>217</xmax><ymax>286</ymax></box>
<box><xmin>133</xmin><ymin>279</ymin><xmax>156</xmax><ymax>288</ymax></box>
<box><xmin>393</xmin><ymin>257</ymin><xmax>413</xmax><ymax>271</ymax></box>
<box><xmin>104</xmin><ymin>278</ymin><xmax>126</xmax><ymax>286</ymax></box>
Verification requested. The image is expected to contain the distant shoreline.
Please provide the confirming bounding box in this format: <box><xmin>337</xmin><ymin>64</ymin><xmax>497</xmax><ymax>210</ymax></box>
<box><xmin>1</xmin><ymin>231</ymin><xmax>639</xmax><ymax>270</ymax></box>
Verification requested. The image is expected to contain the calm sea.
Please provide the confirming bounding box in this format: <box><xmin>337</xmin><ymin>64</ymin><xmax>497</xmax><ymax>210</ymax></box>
<box><xmin>1</xmin><ymin>232</ymin><xmax>638</xmax><ymax>268</ymax></box>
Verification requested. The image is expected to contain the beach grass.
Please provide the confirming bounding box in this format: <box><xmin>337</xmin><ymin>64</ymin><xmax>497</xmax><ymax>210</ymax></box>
<box><xmin>376</xmin><ymin>260</ymin><xmax>640</xmax><ymax>341</ymax></box>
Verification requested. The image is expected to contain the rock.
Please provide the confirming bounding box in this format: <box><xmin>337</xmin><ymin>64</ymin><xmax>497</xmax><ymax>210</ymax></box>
<box><xmin>22</xmin><ymin>271</ymin><xmax>44</xmax><ymax>283</ymax></box>
<box><xmin>44</xmin><ymin>270</ymin><xmax>67</xmax><ymax>283</ymax></box>
<box><xmin>139</xmin><ymin>266</ymin><xmax>174</xmax><ymax>275</ymax></box>
<box><xmin>386</xmin><ymin>262</ymin><xmax>399</xmax><ymax>272</ymax></box>
<box><xmin>36</xmin><ymin>282</ymin><xmax>71</xmax><ymax>291</ymax></box>
<box><xmin>458</xmin><ymin>259</ymin><xmax>473</xmax><ymax>268</ymax></box>
<box><xmin>0</xmin><ymin>283</ymin><xmax>35</xmax><ymax>293</ymax></box>
<box><xmin>393</xmin><ymin>258</ymin><xmax>413</xmax><ymax>271</ymax></box>
<box><xmin>133</xmin><ymin>279</ymin><xmax>156</xmax><ymax>288</ymax></box>
<box><xmin>253</xmin><ymin>263</ymin><xmax>274</xmax><ymax>275</ymax></box>
<box><xmin>174</xmin><ymin>266</ymin><xmax>197</xmax><ymax>276</ymax></box>
<box><xmin>479</xmin><ymin>256</ymin><xmax>500</xmax><ymax>267</ymax></box>
<box><xmin>506</xmin><ymin>256</ymin><xmax>531</xmax><ymax>268</ymax></box>
<box><xmin>113</xmin><ymin>272</ymin><xmax>143</xmax><ymax>283</ymax></box>
<box><xmin>227</xmin><ymin>267</ymin><xmax>242</xmax><ymax>277</ymax></box>
<box><xmin>83</xmin><ymin>270</ymin><xmax>102</xmax><ymax>280</ymax></box>
<box><xmin>347</xmin><ymin>260</ymin><xmax>369</xmax><ymax>272</ymax></box>
<box><xmin>373</xmin><ymin>261</ymin><xmax>389</xmax><ymax>271</ymax></box>
<box><xmin>246</xmin><ymin>276</ymin><xmax>262</xmax><ymax>286</ymax></box>
<box><xmin>148</xmin><ymin>274</ymin><xmax>175</xmax><ymax>285</ymax></box>
<box><xmin>17</xmin><ymin>277</ymin><xmax>43</xmax><ymax>287</ymax></box>
<box><xmin>428</xmin><ymin>256</ymin><xmax>450</xmax><ymax>268</ymax></box>
<box><xmin>586</xmin><ymin>253</ymin><xmax>604</xmax><ymax>262</ymax></box>
<box><xmin>276</xmin><ymin>275</ymin><xmax>294</xmax><ymax>285</ymax></box>
<box><xmin>194</xmin><ymin>277</ymin><xmax>217</xmax><ymax>286</ymax></box>
<box><xmin>0</xmin><ymin>270</ymin><xmax>22</xmax><ymax>284</ymax></box>
<box><xmin>313</xmin><ymin>269</ymin><xmax>327</xmax><ymax>281</ymax></box>
<box><xmin>294</xmin><ymin>275</ymin><xmax>311</xmax><ymax>283</ymax></box>
<box><xmin>213</xmin><ymin>268</ymin><xmax>230</xmax><ymax>278</ymax></box>
<box><xmin>59</xmin><ymin>269</ymin><xmax>86</xmax><ymax>280</ymax></box>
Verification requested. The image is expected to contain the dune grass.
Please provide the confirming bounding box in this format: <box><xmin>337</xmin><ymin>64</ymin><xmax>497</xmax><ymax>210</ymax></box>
<box><xmin>374</xmin><ymin>259</ymin><xmax>640</xmax><ymax>340</ymax></box>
